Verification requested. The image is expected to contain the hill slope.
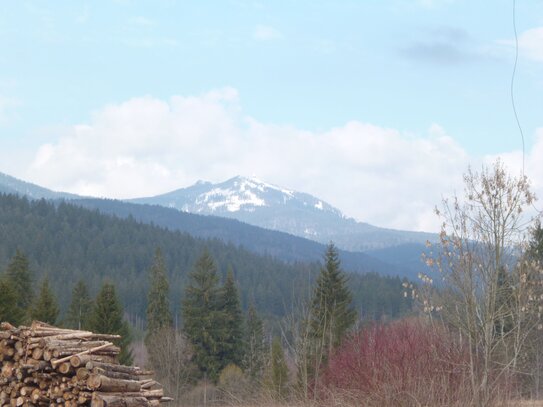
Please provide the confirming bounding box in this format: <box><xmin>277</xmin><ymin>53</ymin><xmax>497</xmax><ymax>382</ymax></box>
<box><xmin>131</xmin><ymin>176</ymin><xmax>436</xmax><ymax>251</ymax></box>
<box><xmin>0</xmin><ymin>172</ymin><xmax>79</xmax><ymax>200</ymax></box>
<box><xmin>0</xmin><ymin>193</ymin><xmax>412</xmax><ymax>320</ymax></box>
<box><xmin>0</xmin><ymin>171</ymin><xmax>425</xmax><ymax>278</ymax></box>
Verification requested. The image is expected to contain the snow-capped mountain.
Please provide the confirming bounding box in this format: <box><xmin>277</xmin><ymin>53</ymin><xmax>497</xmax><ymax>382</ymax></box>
<box><xmin>131</xmin><ymin>176</ymin><xmax>435</xmax><ymax>251</ymax></box>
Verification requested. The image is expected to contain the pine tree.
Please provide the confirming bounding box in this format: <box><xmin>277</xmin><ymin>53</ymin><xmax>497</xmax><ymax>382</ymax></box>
<box><xmin>310</xmin><ymin>243</ymin><xmax>356</xmax><ymax>361</ymax></box>
<box><xmin>0</xmin><ymin>277</ymin><xmax>25</xmax><ymax>325</ymax></box>
<box><xmin>182</xmin><ymin>249</ymin><xmax>224</xmax><ymax>381</ymax></box>
<box><xmin>90</xmin><ymin>282</ymin><xmax>133</xmax><ymax>365</ymax></box>
<box><xmin>243</xmin><ymin>302</ymin><xmax>265</xmax><ymax>384</ymax></box>
<box><xmin>146</xmin><ymin>248</ymin><xmax>172</xmax><ymax>340</ymax></box>
<box><xmin>5</xmin><ymin>250</ymin><xmax>33</xmax><ymax>319</ymax></box>
<box><xmin>65</xmin><ymin>280</ymin><xmax>93</xmax><ymax>330</ymax></box>
<box><xmin>31</xmin><ymin>277</ymin><xmax>60</xmax><ymax>325</ymax></box>
<box><xmin>269</xmin><ymin>337</ymin><xmax>288</xmax><ymax>400</ymax></box>
<box><xmin>219</xmin><ymin>268</ymin><xmax>244</xmax><ymax>368</ymax></box>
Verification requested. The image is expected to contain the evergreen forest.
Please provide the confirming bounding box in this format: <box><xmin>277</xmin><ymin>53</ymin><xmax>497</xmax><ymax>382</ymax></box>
<box><xmin>0</xmin><ymin>193</ymin><xmax>412</xmax><ymax>324</ymax></box>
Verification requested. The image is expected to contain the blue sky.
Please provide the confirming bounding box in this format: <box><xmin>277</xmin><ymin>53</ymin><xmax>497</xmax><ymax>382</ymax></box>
<box><xmin>1</xmin><ymin>0</ymin><xmax>542</xmax><ymax>231</ymax></box>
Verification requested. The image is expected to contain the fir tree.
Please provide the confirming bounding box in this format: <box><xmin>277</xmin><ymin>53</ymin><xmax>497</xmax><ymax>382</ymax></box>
<box><xmin>219</xmin><ymin>268</ymin><xmax>244</xmax><ymax>368</ymax></box>
<box><xmin>182</xmin><ymin>249</ymin><xmax>224</xmax><ymax>381</ymax></box>
<box><xmin>31</xmin><ymin>277</ymin><xmax>59</xmax><ymax>325</ymax></box>
<box><xmin>5</xmin><ymin>250</ymin><xmax>33</xmax><ymax>318</ymax></box>
<box><xmin>65</xmin><ymin>280</ymin><xmax>93</xmax><ymax>330</ymax></box>
<box><xmin>0</xmin><ymin>277</ymin><xmax>25</xmax><ymax>325</ymax></box>
<box><xmin>243</xmin><ymin>302</ymin><xmax>265</xmax><ymax>384</ymax></box>
<box><xmin>90</xmin><ymin>282</ymin><xmax>133</xmax><ymax>365</ymax></box>
<box><xmin>146</xmin><ymin>248</ymin><xmax>172</xmax><ymax>340</ymax></box>
<box><xmin>269</xmin><ymin>337</ymin><xmax>288</xmax><ymax>400</ymax></box>
<box><xmin>310</xmin><ymin>243</ymin><xmax>356</xmax><ymax>360</ymax></box>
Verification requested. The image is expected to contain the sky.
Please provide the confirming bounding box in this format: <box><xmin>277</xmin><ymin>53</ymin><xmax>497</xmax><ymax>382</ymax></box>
<box><xmin>1</xmin><ymin>0</ymin><xmax>543</xmax><ymax>232</ymax></box>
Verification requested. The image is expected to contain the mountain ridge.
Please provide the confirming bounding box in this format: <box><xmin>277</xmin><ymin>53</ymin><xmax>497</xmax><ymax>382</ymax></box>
<box><xmin>0</xmin><ymin>171</ymin><xmax>429</xmax><ymax>279</ymax></box>
<box><xmin>131</xmin><ymin>175</ymin><xmax>436</xmax><ymax>251</ymax></box>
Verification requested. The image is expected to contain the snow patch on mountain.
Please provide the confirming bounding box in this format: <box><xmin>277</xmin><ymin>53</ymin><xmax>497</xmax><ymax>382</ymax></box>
<box><xmin>198</xmin><ymin>186</ymin><xmax>266</xmax><ymax>212</ymax></box>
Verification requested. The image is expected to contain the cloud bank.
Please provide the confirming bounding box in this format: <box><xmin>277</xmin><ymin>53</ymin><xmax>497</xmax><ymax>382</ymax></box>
<box><xmin>27</xmin><ymin>88</ymin><xmax>541</xmax><ymax>232</ymax></box>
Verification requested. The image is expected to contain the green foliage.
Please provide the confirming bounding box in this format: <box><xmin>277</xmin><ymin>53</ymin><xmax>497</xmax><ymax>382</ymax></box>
<box><xmin>64</xmin><ymin>280</ymin><xmax>93</xmax><ymax>330</ymax></box>
<box><xmin>0</xmin><ymin>194</ymin><xmax>412</xmax><ymax>325</ymax></box>
<box><xmin>528</xmin><ymin>220</ymin><xmax>543</xmax><ymax>261</ymax></box>
<box><xmin>310</xmin><ymin>243</ymin><xmax>356</xmax><ymax>353</ymax></box>
<box><xmin>182</xmin><ymin>250</ymin><xmax>224</xmax><ymax>381</ymax></box>
<box><xmin>146</xmin><ymin>248</ymin><xmax>172</xmax><ymax>339</ymax></box>
<box><xmin>90</xmin><ymin>282</ymin><xmax>133</xmax><ymax>365</ymax></box>
<box><xmin>269</xmin><ymin>337</ymin><xmax>289</xmax><ymax>400</ymax></box>
<box><xmin>0</xmin><ymin>277</ymin><xmax>24</xmax><ymax>325</ymax></box>
<box><xmin>243</xmin><ymin>302</ymin><xmax>265</xmax><ymax>384</ymax></box>
<box><xmin>31</xmin><ymin>276</ymin><xmax>59</xmax><ymax>325</ymax></box>
<box><xmin>219</xmin><ymin>268</ymin><xmax>244</xmax><ymax>368</ymax></box>
<box><xmin>5</xmin><ymin>249</ymin><xmax>33</xmax><ymax>320</ymax></box>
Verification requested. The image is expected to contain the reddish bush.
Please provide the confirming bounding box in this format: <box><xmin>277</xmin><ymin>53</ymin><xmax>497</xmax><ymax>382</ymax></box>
<box><xmin>318</xmin><ymin>318</ymin><xmax>474</xmax><ymax>406</ymax></box>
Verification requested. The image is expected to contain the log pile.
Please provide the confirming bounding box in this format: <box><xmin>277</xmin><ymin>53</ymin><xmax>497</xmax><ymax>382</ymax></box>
<box><xmin>0</xmin><ymin>321</ymin><xmax>172</xmax><ymax>406</ymax></box>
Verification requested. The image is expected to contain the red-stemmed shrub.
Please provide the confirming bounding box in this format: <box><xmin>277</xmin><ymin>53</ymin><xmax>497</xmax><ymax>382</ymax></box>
<box><xmin>317</xmin><ymin>318</ymin><xmax>479</xmax><ymax>406</ymax></box>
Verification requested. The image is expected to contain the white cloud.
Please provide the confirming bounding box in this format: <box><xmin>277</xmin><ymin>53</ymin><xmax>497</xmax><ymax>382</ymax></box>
<box><xmin>25</xmin><ymin>88</ymin><xmax>482</xmax><ymax>232</ymax></box>
<box><xmin>253</xmin><ymin>25</ymin><xmax>282</xmax><ymax>41</ymax></box>
<box><xmin>517</xmin><ymin>27</ymin><xmax>543</xmax><ymax>62</ymax></box>
<box><xmin>484</xmin><ymin>129</ymin><xmax>543</xmax><ymax>200</ymax></box>
<box><xmin>497</xmin><ymin>27</ymin><xmax>543</xmax><ymax>63</ymax></box>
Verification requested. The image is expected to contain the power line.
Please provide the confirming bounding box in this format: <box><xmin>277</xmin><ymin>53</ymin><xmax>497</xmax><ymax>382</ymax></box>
<box><xmin>510</xmin><ymin>0</ymin><xmax>525</xmax><ymax>175</ymax></box>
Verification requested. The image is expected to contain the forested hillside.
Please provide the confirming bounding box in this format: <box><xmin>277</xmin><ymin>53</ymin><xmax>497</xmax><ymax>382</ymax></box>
<box><xmin>0</xmin><ymin>194</ymin><xmax>411</xmax><ymax>323</ymax></box>
<box><xmin>70</xmin><ymin>198</ymin><xmax>415</xmax><ymax>278</ymax></box>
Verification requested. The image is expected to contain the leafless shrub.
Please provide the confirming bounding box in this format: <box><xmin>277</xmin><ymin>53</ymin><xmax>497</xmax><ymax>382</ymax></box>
<box><xmin>147</xmin><ymin>327</ymin><xmax>196</xmax><ymax>402</ymax></box>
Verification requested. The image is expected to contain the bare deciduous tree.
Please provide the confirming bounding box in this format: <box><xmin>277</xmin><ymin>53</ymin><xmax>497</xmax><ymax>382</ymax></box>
<box><xmin>420</xmin><ymin>160</ymin><xmax>542</xmax><ymax>406</ymax></box>
<box><xmin>147</xmin><ymin>327</ymin><xmax>196</xmax><ymax>403</ymax></box>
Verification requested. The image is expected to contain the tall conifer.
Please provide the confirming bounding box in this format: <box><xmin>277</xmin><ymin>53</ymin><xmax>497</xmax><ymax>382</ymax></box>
<box><xmin>6</xmin><ymin>250</ymin><xmax>33</xmax><ymax>318</ymax></box>
<box><xmin>310</xmin><ymin>243</ymin><xmax>356</xmax><ymax>360</ymax></box>
<box><xmin>31</xmin><ymin>276</ymin><xmax>59</xmax><ymax>325</ymax></box>
<box><xmin>220</xmin><ymin>268</ymin><xmax>244</xmax><ymax>367</ymax></box>
<box><xmin>90</xmin><ymin>282</ymin><xmax>133</xmax><ymax>365</ymax></box>
<box><xmin>182</xmin><ymin>249</ymin><xmax>223</xmax><ymax>381</ymax></box>
<box><xmin>0</xmin><ymin>277</ymin><xmax>24</xmax><ymax>325</ymax></box>
<box><xmin>65</xmin><ymin>280</ymin><xmax>93</xmax><ymax>330</ymax></box>
<box><xmin>243</xmin><ymin>302</ymin><xmax>265</xmax><ymax>383</ymax></box>
<box><xmin>146</xmin><ymin>248</ymin><xmax>172</xmax><ymax>340</ymax></box>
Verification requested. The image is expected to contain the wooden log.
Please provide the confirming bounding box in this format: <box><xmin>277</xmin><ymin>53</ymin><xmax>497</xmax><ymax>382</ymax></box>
<box><xmin>86</xmin><ymin>362</ymin><xmax>152</xmax><ymax>376</ymax></box>
<box><xmin>52</xmin><ymin>343</ymin><xmax>115</xmax><ymax>367</ymax></box>
<box><xmin>87</xmin><ymin>374</ymin><xmax>141</xmax><ymax>393</ymax></box>
<box><xmin>91</xmin><ymin>393</ymin><xmax>150</xmax><ymax>407</ymax></box>
<box><xmin>31</xmin><ymin>347</ymin><xmax>44</xmax><ymax>361</ymax></box>
<box><xmin>91</xmin><ymin>367</ymin><xmax>148</xmax><ymax>381</ymax></box>
<box><xmin>76</xmin><ymin>367</ymin><xmax>90</xmax><ymax>381</ymax></box>
<box><xmin>57</xmin><ymin>362</ymin><xmax>73</xmax><ymax>375</ymax></box>
<box><xmin>70</xmin><ymin>352</ymin><xmax>118</xmax><ymax>368</ymax></box>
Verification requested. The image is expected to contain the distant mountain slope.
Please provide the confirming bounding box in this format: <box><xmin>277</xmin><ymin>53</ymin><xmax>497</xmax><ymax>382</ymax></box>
<box><xmin>0</xmin><ymin>172</ymin><xmax>428</xmax><ymax>279</ymax></box>
<box><xmin>0</xmin><ymin>193</ymin><xmax>413</xmax><ymax>321</ymax></box>
<box><xmin>0</xmin><ymin>172</ymin><xmax>80</xmax><ymax>200</ymax></box>
<box><xmin>131</xmin><ymin>176</ymin><xmax>436</xmax><ymax>251</ymax></box>
<box><xmin>365</xmin><ymin>243</ymin><xmax>431</xmax><ymax>279</ymax></box>
<box><xmin>71</xmin><ymin>198</ymin><xmax>416</xmax><ymax>279</ymax></box>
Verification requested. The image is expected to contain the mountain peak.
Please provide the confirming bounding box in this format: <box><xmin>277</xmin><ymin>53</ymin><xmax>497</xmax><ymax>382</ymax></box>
<box><xmin>132</xmin><ymin>175</ymin><xmax>342</xmax><ymax>220</ymax></box>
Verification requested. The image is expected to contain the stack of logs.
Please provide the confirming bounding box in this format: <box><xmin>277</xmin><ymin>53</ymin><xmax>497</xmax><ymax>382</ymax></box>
<box><xmin>0</xmin><ymin>321</ymin><xmax>172</xmax><ymax>406</ymax></box>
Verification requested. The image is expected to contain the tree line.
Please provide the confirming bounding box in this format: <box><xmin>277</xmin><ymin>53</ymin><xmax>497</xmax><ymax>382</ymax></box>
<box><xmin>0</xmin><ymin>241</ymin><xmax>362</xmax><ymax>403</ymax></box>
<box><xmin>0</xmin><ymin>193</ymin><xmax>412</xmax><ymax>321</ymax></box>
